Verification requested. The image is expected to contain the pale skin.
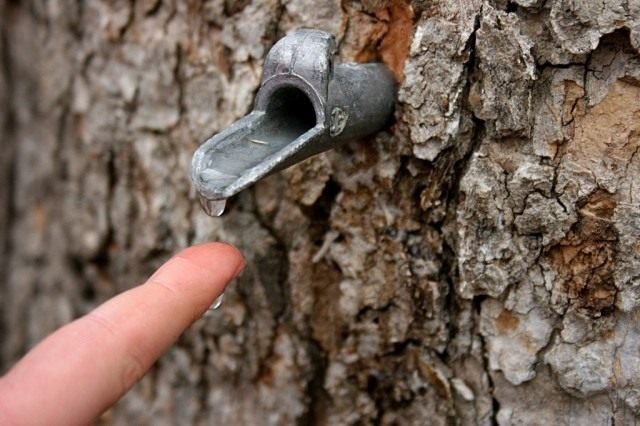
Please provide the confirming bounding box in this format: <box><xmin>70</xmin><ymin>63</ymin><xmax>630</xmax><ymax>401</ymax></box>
<box><xmin>0</xmin><ymin>242</ymin><xmax>245</xmax><ymax>425</ymax></box>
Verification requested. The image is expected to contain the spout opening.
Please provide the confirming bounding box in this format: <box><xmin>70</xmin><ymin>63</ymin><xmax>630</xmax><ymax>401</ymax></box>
<box><xmin>263</xmin><ymin>85</ymin><xmax>318</xmax><ymax>142</ymax></box>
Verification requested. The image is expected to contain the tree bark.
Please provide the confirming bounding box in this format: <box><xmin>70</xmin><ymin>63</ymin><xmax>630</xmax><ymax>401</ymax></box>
<box><xmin>1</xmin><ymin>0</ymin><xmax>640</xmax><ymax>424</ymax></box>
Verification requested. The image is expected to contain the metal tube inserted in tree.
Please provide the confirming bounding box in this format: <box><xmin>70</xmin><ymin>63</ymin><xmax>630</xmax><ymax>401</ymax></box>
<box><xmin>191</xmin><ymin>29</ymin><xmax>397</xmax><ymax>216</ymax></box>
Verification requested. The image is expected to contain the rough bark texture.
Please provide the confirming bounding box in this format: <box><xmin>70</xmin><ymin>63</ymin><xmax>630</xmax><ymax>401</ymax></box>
<box><xmin>1</xmin><ymin>0</ymin><xmax>640</xmax><ymax>424</ymax></box>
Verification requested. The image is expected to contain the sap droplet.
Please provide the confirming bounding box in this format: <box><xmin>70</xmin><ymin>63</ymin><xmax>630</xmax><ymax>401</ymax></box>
<box><xmin>209</xmin><ymin>292</ymin><xmax>225</xmax><ymax>310</ymax></box>
<box><xmin>199</xmin><ymin>197</ymin><xmax>227</xmax><ymax>217</ymax></box>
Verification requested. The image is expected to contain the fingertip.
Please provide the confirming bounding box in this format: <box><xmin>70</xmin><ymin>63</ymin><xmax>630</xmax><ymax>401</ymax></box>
<box><xmin>145</xmin><ymin>242</ymin><xmax>245</xmax><ymax>305</ymax></box>
<box><xmin>176</xmin><ymin>242</ymin><xmax>245</xmax><ymax>278</ymax></box>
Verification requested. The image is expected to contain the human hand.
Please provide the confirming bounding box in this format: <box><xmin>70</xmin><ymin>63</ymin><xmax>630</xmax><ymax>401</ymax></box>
<box><xmin>0</xmin><ymin>243</ymin><xmax>244</xmax><ymax>425</ymax></box>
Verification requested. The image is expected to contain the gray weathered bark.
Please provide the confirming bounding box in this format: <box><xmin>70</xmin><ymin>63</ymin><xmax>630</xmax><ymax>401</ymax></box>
<box><xmin>1</xmin><ymin>0</ymin><xmax>640</xmax><ymax>424</ymax></box>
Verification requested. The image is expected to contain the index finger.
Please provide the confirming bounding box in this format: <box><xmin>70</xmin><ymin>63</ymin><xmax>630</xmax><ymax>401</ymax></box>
<box><xmin>0</xmin><ymin>242</ymin><xmax>244</xmax><ymax>425</ymax></box>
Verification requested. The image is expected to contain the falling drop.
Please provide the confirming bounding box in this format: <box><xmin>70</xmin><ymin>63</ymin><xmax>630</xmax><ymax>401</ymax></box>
<box><xmin>199</xmin><ymin>196</ymin><xmax>227</xmax><ymax>217</ymax></box>
<box><xmin>209</xmin><ymin>292</ymin><xmax>224</xmax><ymax>310</ymax></box>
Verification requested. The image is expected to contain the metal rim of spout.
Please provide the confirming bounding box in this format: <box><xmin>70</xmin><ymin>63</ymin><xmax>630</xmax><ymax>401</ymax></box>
<box><xmin>191</xmin><ymin>29</ymin><xmax>397</xmax><ymax>206</ymax></box>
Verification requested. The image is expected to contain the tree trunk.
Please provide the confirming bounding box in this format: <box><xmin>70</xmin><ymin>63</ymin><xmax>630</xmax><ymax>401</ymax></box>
<box><xmin>2</xmin><ymin>0</ymin><xmax>640</xmax><ymax>424</ymax></box>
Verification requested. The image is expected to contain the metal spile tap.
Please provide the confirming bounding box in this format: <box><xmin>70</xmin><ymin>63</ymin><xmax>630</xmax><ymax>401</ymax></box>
<box><xmin>191</xmin><ymin>29</ymin><xmax>397</xmax><ymax>216</ymax></box>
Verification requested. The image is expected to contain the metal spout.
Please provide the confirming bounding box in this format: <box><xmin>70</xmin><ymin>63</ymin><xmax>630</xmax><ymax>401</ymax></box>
<box><xmin>191</xmin><ymin>29</ymin><xmax>396</xmax><ymax>208</ymax></box>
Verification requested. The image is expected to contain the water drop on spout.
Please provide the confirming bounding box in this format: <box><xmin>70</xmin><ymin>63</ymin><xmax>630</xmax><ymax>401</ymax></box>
<box><xmin>199</xmin><ymin>196</ymin><xmax>227</xmax><ymax>217</ymax></box>
<box><xmin>209</xmin><ymin>292</ymin><xmax>224</xmax><ymax>310</ymax></box>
